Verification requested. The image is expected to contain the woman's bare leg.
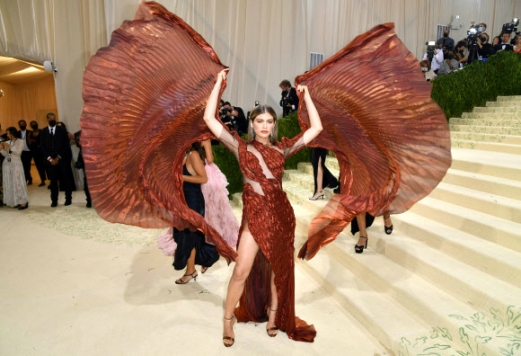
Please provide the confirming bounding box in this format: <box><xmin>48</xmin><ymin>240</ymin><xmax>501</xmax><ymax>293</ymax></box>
<box><xmin>311</xmin><ymin>156</ymin><xmax>324</xmax><ymax>199</ymax></box>
<box><xmin>223</xmin><ymin>228</ymin><xmax>259</xmax><ymax>345</ymax></box>
<box><xmin>356</xmin><ymin>213</ymin><xmax>367</xmax><ymax>246</ymax></box>
<box><xmin>176</xmin><ymin>248</ymin><xmax>197</xmax><ymax>283</ymax></box>
<box><xmin>267</xmin><ymin>270</ymin><xmax>278</xmax><ymax>336</ymax></box>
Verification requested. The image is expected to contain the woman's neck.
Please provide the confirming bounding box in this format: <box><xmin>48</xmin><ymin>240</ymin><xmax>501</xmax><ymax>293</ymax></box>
<box><xmin>255</xmin><ymin>137</ymin><xmax>269</xmax><ymax>146</ymax></box>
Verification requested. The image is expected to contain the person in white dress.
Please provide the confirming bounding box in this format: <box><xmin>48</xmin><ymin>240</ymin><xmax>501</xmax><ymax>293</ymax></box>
<box><xmin>0</xmin><ymin>127</ymin><xmax>29</xmax><ymax>209</ymax></box>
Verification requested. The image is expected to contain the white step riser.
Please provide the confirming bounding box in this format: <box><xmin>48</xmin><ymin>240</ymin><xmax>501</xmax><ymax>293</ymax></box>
<box><xmin>450</xmin><ymin>125</ymin><xmax>521</xmax><ymax>135</ymax></box>
<box><xmin>451</xmin><ymin>132</ymin><xmax>521</xmax><ymax>145</ymax></box>
<box><xmin>450</xmin><ymin>118</ymin><xmax>521</xmax><ymax>125</ymax></box>
<box><xmin>461</xmin><ymin>112</ymin><xmax>521</xmax><ymax>119</ymax></box>
<box><xmin>443</xmin><ymin>170</ymin><xmax>521</xmax><ymax>200</ymax></box>
<box><xmin>473</xmin><ymin>107</ymin><xmax>521</xmax><ymax>113</ymax></box>
<box><xmin>428</xmin><ymin>185</ymin><xmax>521</xmax><ymax>223</ymax></box>
<box><xmin>486</xmin><ymin>101</ymin><xmax>521</xmax><ymax>107</ymax></box>
<box><xmin>451</xmin><ymin>159</ymin><xmax>521</xmax><ymax>181</ymax></box>
<box><xmin>393</xmin><ymin>215</ymin><xmax>521</xmax><ymax>288</ymax></box>
<box><xmin>497</xmin><ymin>96</ymin><xmax>521</xmax><ymax>102</ymax></box>
<box><xmin>451</xmin><ymin>140</ymin><xmax>521</xmax><ymax>154</ymax></box>
<box><xmin>409</xmin><ymin>200</ymin><xmax>521</xmax><ymax>253</ymax></box>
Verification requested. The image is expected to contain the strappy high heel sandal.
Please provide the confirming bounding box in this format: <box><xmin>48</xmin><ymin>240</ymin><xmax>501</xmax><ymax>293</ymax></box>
<box><xmin>223</xmin><ymin>315</ymin><xmax>236</xmax><ymax>347</ymax></box>
<box><xmin>266</xmin><ymin>307</ymin><xmax>278</xmax><ymax>337</ymax></box>
<box><xmin>175</xmin><ymin>270</ymin><xmax>198</xmax><ymax>284</ymax></box>
<box><xmin>354</xmin><ymin>236</ymin><xmax>368</xmax><ymax>254</ymax></box>
<box><xmin>309</xmin><ymin>191</ymin><xmax>324</xmax><ymax>200</ymax></box>
<box><xmin>384</xmin><ymin>215</ymin><xmax>394</xmax><ymax>235</ymax></box>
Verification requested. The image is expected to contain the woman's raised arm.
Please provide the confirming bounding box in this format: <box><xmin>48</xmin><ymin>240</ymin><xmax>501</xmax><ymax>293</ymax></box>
<box><xmin>298</xmin><ymin>85</ymin><xmax>323</xmax><ymax>145</ymax></box>
<box><xmin>203</xmin><ymin>69</ymin><xmax>229</xmax><ymax>138</ymax></box>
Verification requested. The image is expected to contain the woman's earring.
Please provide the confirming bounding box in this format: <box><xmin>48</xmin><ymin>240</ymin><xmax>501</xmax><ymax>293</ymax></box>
<box><xmin>269</xmin><ymin>132</ymin><xmax>273</xmax><ymax>141</ymax></box>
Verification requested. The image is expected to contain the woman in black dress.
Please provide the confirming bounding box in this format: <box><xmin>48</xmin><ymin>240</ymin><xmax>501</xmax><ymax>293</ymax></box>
<box><xmin>309</xmin><ymin>147</ymin><xmax>338</xmax><ymax>200</ymax></box>
<box><xmin>174</xmin><ymin>142</ymin><xmax>220</xmax><ymax>284</ymax></box>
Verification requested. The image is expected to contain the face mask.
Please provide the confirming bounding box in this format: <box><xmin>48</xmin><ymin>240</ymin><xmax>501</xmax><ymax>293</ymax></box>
<box><xmin>31</xmin><ymin>124</ymin><xmax>38</xmax><ymax>130</ymax></box>
<box><xmin>49</xmin><ymin>120</ymin><xmax>56</xmax><ymax>127</ymax></box>
<box><xmin>443</xmin><ymin>33</ymin><xmax>449</xmax><ymax>38</ymax></box>
<box><xmin>19</xmin><ymin>125</ymin><xmax>26</xmax><ymax>130</ymax></box>
<box><xmin>422</xmin><ymin>67</ymin><xmax>428</xmax><ymax>72</ymax></box>
<box><xmin>481</xmin><ymin>37</ymin><xmax>487</xmax><ymax>42</ymax></box>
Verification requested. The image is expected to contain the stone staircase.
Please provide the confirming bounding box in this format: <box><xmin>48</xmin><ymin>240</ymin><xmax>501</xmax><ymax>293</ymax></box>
<box><xmin>231</xmin><ymin>96</ymin><xmax>521</xmax><ymax>355</ymax></box>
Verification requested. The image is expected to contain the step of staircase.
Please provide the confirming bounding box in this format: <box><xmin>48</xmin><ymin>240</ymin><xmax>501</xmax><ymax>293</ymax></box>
<box><xmin>486</xmin><ymin>100</ymin><xmax>521</xmax><ymax>107</ymax></box>
<box><xmin>497</xmin><ymin>95</ymin><xmax>521</xmax><ymax>102</ymax></box>
<box><xmin>451</xmin><ymin>139</ymin><xmax>521</xmax><ymax>154</ymax></box>
<box><xmin>450</xmin><ymin>124</ymin><xmax>521</xmax><ymax>135</ymax></box>
<box><xmin>451</xmin><ymin>149</ymin><xmax>521</xmax><ymax>181</ymax></box>
<box><xmin>449</xmin><ymin>117</ymin><xmax>521</xmax><ymax>125</ymax></box>
<box><xmin>473</xmin><ymin>106</ymin><xmax>521</xmax><ymax>113</ymax></box>
<box><xmin>451</xmin><ymin>132</ymin><xmax>521</xmax><ymax>144</ymax></box>
<box><xmin>443</xmin><ymin>168</ymin><xmax>521</xmax><ymax>199</ymax></box>
<box><xmin>461</xmin><ymin>112</ymin><xmax>521</xmax><ymax>119</ymax></box>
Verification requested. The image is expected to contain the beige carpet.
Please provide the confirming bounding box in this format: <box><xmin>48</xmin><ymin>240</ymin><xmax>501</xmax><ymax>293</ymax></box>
<box><xmin>0</xmin><ymin>171</ymin><xmax>387</xmax><ymax>356</ymax></box>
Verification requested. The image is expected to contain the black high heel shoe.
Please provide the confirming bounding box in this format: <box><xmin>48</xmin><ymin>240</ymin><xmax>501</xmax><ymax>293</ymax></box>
<box><xmin>266</xmin><ymin>307</ymin><xmax>278</xmax><ymax>337</ymax></box>
<box><xmin>354</xmin><ymin>236</ymin><xmax>368</xmax><ymax>254</ymax></box>
<box><xmin>175</xmin><ymin>270</ymin><xmax>198</xmax><ymax>284</ymax></box>
<box><xmin>18</xmin><ymin>202</ymin><xmax>29</xmax><ymax>210</ymax></box>
<box><xmin>384</xmin><ymin>215</ymin><xmax>393</xmax><ymax>235</ymax></box>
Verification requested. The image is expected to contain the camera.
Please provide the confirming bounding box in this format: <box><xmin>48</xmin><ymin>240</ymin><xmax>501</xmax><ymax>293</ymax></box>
<box><xmin>467</xmin><ymin>24</ymin><xmax>483</xmax><ymax>46</ymax></box>
<box><xmin>425</xmin><ymin>41</ymin><xmax>436</xmax><ymax>61</ymax></box>
<box><xmin>502</xmin><ymin>18</ymin><xmax>519</xmax><ymax>34</ymax></box>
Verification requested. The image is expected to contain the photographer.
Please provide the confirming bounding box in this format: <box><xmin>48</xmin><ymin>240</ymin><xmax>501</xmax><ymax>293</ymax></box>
<box><xmin>279</xmin><ymin>79</ymin><xmax>299</xmax><ymax>117</ymax></box>
<box><xmin>424</xmin><ymin>45</ymin><xmax>444</xmax><ymax>74</ymax></box>
<box><xmin>436</xmin><ymin>29</ymin><xmax>454</xmax><ymax>51</ymax></box>
<box><xmin>454</xmin><ymin>41</ymin><xmax>468</xmax><ymax>66</ymax></box>
<box><xmin>477</xmin><ymin>33</ymin><xmax>494</xmax><ymax>59</ymax></box>
<box><xmin>219</xmin><ymin>102</ymin><xmax>247</xmax><ymax>135</ymax></box>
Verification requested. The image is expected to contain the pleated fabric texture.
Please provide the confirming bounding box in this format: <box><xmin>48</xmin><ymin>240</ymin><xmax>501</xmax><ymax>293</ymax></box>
<box><xmin>80</xmin><ymin>2</ymin><xmax>236</xmax><ymax>263</ymax></box>
<box><xmin>233</xmin><ymin>135</ymin><xmax>316</xmax><ymax>342</ymax></box>
<box><xmin>297</xmin><ymin>23</ymin><xmax>451</xmax><ymax>260</ymax></box>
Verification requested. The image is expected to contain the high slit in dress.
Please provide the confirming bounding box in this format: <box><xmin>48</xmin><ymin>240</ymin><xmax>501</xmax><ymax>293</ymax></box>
<box><xmin>219</xmin><ymin>129</ymin><xmax>316</xmax><ymax>342</ymax></box>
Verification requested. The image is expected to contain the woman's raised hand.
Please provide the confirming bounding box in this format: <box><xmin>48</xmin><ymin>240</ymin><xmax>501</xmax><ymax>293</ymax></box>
<box><xmin>297</xmin><ymin>84</ymin><xmax>308</xmax><ymax>94</ymax></box>
<box><xmin>217</xmin><ymin>69</ymin><xmax>229</xmax><ymax>82</ymax></box>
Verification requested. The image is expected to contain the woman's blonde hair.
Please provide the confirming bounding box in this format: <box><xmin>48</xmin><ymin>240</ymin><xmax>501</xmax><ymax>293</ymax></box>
<box><xmin>247</xmin><ymin>105</ymin><xmax>278</xmax><ymax>144</ymax></box>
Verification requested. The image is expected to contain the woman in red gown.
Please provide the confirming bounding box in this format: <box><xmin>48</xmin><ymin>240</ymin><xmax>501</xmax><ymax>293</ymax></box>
<box><xmin>203</xmin><ymin>70</ymin><xmax>322</xmax><ymax>346</ymax></box>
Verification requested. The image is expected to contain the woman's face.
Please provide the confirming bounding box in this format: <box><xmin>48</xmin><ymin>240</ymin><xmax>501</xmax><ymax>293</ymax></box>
<box><xmin>252</xmin><ymin>112</ymin><xmax>275</xmax><ymax>140</ymax></box>
<box><xmin>516</xmin><ymin>36</ymin><xmax>521</xmax><ymax>45</ymax></box>
<box><xmin>6</xmin><ymin>131</ymin><xmax>12</xmax><ymax>139</ymax></box>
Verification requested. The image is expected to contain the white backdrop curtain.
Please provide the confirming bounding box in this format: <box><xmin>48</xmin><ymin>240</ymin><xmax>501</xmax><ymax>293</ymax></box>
<box><xmin>1</xmin><ymin>0</ymin><xmax>520</xmax><ymax>132</ymax></box>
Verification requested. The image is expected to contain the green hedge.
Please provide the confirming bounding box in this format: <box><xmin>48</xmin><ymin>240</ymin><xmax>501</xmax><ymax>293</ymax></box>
<box><xmin>431</xmin><ymin>52</ymin><xmax>521</xmax><ymax>119</ymax></box>
<box><xmin>212</xmin><ymin>112</ymin><xmax>310</xmax><ymax>196</ymax></box>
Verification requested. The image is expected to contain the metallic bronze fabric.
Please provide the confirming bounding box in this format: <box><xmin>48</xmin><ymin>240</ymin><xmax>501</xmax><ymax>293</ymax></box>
<box><xmin>233</xmin><ymin>135</ymin><xmax>316</xmax><ymax>342</ymax></box>
<box><xmin>297</xmin><ymin>23</ymin><xmax>451</xmax><ymax>260</ymax></box>
<box><xmin>80</xmin><ymin>2</ymin><xmax>236</xmax><ymax>263</ymax></box>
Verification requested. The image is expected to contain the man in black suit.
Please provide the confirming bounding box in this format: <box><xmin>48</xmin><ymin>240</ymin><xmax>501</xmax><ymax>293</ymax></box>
<box><xmin>279</xmin><ymin>79</ymin><xmax>299</xmax><ymax>117</ymax></box>
<box><xmin>40</xmin><ymin>112</ymin><xmax>73</xmax><ymax>207</ymax></box>
<box><xmin>18</xmin><ymin>119</ymin><xmax>33</xmax><ymax>185</ymax></box>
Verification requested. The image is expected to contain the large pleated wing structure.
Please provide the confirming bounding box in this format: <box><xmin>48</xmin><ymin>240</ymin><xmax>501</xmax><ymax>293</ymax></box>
<box><xmin>80</xmin><ymin>2</ymin><xmax>236</xmax><ymax>263</ymax></box>
<box><xmin>297</xmin><ymin>23</ymin><xmax>451</xmax><ymax>260</ymax></box>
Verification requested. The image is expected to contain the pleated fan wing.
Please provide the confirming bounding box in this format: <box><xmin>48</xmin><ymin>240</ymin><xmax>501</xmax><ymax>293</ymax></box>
<box><xmin>296</xmin><ymin>23</ymin><xmax>451</xmax><ymax>259</ymax></box>
<box><xmin>80</xmin><ymin>2</ymin><xmax>236</xmax><ymax>262</ymax></box>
